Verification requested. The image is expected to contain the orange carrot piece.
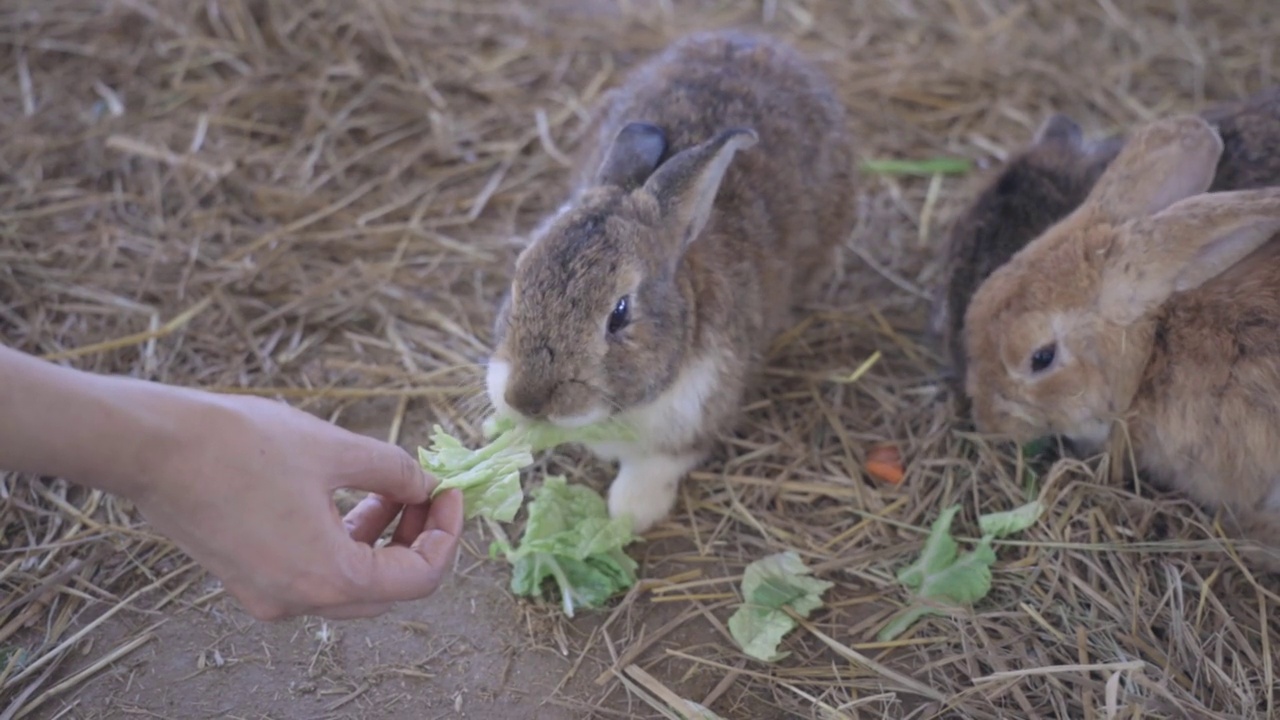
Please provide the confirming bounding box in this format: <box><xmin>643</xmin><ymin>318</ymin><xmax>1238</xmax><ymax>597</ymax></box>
<box><xmin>865</xmin><ymin>444</ymin><xmax>905</xmax><ymax>485</ymax></box>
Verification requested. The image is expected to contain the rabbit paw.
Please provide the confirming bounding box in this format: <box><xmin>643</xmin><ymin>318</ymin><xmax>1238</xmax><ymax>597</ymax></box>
<box><xmin>608</xmin><ymin>451</ymin><xmax>701</xmax><ymax>534</ymax></box>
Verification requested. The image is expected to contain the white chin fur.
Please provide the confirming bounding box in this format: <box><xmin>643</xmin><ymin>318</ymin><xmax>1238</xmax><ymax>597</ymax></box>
<box><xmin>485</xmin><ymin>359</ymin><xmax>511</xmax><ymax>416</ymax></box>
<box><xmin>1066</xmin><ymin>420</ymin><xmax>1111</xmax><ymax>454</ymax></box>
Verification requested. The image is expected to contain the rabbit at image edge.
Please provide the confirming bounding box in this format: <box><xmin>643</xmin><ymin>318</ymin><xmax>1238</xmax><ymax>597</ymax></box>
<box><xmin>963</xmin><ymin>113</ymin><xmax>1280</xmax><ymax>569</ymax></box>
<box><xmin>933</xmin><ymin>85</ymin><xmax>1280</xmax><ymax>416</ymax></box>
<box><xmin>484</xmin><ymin>30</ymin><xmax>858</xmax><ymax>534</ymax></box>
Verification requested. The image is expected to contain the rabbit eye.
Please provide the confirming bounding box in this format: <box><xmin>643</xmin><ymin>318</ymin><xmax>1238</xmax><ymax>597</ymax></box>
<box><xmin>1029</xmin><ymin>343</ymin><xmax>1057</xmax><ymax>374</ymax></box>
<box><xmin>607</xmin><ymin>295</ymin><xmax>630</xmax><ymax>335</ymax></box>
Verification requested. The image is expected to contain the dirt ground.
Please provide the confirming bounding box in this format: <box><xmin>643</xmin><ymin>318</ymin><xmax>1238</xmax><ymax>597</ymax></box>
<box><xmin>35</xmin><ymin>545</ymin><xmax>713</xmax><ymax>720</ymax></box>
<box><xmin>17</xmin><ymin>380</ymin><xmax>911</xmax><ymax>719</ymax></box>
<box><xmin>17</xmin><ymin>392</ymin><xmax>875</xmax><ymax>720</ymax></box>
<box><xmin>23</xmin><ymin>418</ymin><xmax>836</xmax><ymax>720</ymax></box>
<box><xmin>27</xmin><ymin>476</ymin><xmax>829</xmax><ymax>717</ymax></box>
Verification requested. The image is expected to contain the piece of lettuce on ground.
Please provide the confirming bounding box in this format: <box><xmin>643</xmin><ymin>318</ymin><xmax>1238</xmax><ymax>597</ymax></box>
<box><xmin>728</xmin><ymin>551</ymin><xmax>833</xmax><ymax>662</ymax></box>
<box><xmin>979</xmin><ymin>500</ymin><xmax>1044</xmax><ymax>538</ymax></box>
<box><xmin>490</xmin><ymin>475</ymin><xmax>638</xmax><ymax>618</ymax></box>
<box><xmin>876</xmin><ymin>500</ymin><xmax>1044</xmax><ymax>641</ymax></box>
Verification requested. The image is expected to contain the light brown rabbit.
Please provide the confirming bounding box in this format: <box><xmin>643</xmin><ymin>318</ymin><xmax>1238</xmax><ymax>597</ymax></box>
<box><xmin>485</xmin><ymin>30</ymin><xmax>857</xmax><ymax>533</ymax></box>
<box><xmin>934</xmin><ymin>84</ymin><xmax>1280</xmax><ymax>415</ymax></box>
<box><xmin>963</xmin><ymin>114</ymin><xmax>1280</xmax><ymax>567</ymax></box>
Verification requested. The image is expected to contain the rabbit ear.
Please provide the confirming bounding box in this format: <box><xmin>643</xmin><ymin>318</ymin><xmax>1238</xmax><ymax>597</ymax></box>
<box><xmin>1032</xmin><ymin>113</ymin><xmax>1083</xmax><ymax>147</ymax></box>
<box><xmin>1100</xmin><ymin>188</ymin><xmax>1280</xmax><ymax>324</ymax></box>
<box><xmin>595</xmin><ymin>122</ymin><xmax>669</xmax><ymax>190</ymax></box>
<box><xmin>1084</xmin><ymin>115</ymin><xmax>1224</xmax><ymax>222</ymax></box>
<box><xmin>642</xmin><ymin>127</ymin><xmax>758</xmax><ymax>251</ymax></box>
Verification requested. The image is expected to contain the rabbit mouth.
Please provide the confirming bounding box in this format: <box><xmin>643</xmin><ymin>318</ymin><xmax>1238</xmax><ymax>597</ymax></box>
<box><xmin>980</xmin><ymin>393</ymin><xmax>1049</xmax><ymax>442</ymax></box>
<box><xmin>1058</xmin><ymin>417</ymin><xmax>1111</xmax><ymax>454</ymax></box>
<box><xmin>486</xmin><ymin>359</ymin><xmax>615</xmax><ymax>426</ymax></box>
<box><xmin>546</xmin><ymin>406</ymin><xmax>612</xmax><ymax>429</ymax></box>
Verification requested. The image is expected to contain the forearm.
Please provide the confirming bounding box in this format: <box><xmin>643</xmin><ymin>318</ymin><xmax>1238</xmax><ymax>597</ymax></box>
<box><xmin>0</xmin><ymin>344</ymin><xmax>186</xmax><ymax>497</ymax></box>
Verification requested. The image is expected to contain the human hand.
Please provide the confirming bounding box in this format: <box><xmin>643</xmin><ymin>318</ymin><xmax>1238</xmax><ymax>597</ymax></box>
<box><xmin>122</xmin><ymin>389</ymin><xmax>464</xmax><ymax>621</ymax></box>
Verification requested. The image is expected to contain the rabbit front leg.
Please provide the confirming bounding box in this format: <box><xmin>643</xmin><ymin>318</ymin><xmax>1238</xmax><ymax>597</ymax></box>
<box><xmin>605</xmin><ymin>448</ymin><xmax>703</xmax><ymax>534</ymax></box>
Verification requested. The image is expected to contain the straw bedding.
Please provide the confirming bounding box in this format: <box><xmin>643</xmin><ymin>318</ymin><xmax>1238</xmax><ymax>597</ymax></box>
<box><xmin>2</xmin><ymin>1</ymin><xmax>1279</xmax><ymax>718</ymax></box>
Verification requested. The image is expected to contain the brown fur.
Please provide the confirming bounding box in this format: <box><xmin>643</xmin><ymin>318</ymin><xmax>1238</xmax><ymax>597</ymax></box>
<box><xmin>964</xmin><ymin>114</ymin><xmax>1280</xmax><ymax>570</ymax></box>
<box><xmin>934</xmin><ymin>84</ymin><xmax>1280</xmax><ymax>414</ymax></box>
<box><xmin>486</xmin><ymin>30</ymin><xmax>857</xmax><ymax>532</ymax></box>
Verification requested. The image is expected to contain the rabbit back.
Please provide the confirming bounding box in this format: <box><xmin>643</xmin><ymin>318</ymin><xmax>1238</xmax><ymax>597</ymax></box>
<box><xmin>579</xmin><ymin>29</ymin><xmax>857</xmax><ymax>334</ymax></box>
<box><xmin>1134</xmin><ymin>236</ymin><xmax>1280</xmax><ymax>515</ymax></box>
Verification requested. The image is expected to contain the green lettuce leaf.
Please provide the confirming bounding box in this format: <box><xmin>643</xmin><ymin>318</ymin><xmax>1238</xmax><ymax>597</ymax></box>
<box><xmin>490</xmin><ymin>475</ymin><xmax>638</xmax><ymax>617</ymax></box>
<box><xmin>877</xmin><ymin>501</ymin><xmax>1042</xmax><ymax>641</ymax></box>
<box><xmin>978</xmin><ymin>500</ymin><xmax>1045</xmax><ymax>538</ymax></box>
<box><xmin>860</xmin><ymin>157</ymin><xmax>973</xmax><ymax>176</ymax></box>
<box><xmin>418</xmin><ymin>424</ymin><xmax>530</xmax><ymax>523</ymax></box>
<box><xmin>419</xmin><ymin>416</ymin><xmax>635</xmax><ymax>523</ymax></box>
<box><xmin>728</xmin><ymin>551</ymin><xmax>833</xmax><ymax>662</ymax></box>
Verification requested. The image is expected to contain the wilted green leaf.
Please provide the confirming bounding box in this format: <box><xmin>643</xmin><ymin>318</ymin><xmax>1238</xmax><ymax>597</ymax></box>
<box><xmin>728</xmin><ymin>551</ymin><xmax>833</xmax><ymax>662</ymax></box>
<box><xmin>978</xmin><ymin>500</ymin><xmax>1045</xmax><ymax>538</ymax></box>
<box><xmin>878</xmin><ymin>500</ymin><xmax>1037</xmax><ymax>642</ymax></box>
<box><xmin>895</xmin><ymin>505</ymin><xmax>962</xmax><ymax>591</ymax></box>
<box><xmin>490</xmin><ymin>475</ymin><xmax>638</xmax><ymax>617</ymax></box>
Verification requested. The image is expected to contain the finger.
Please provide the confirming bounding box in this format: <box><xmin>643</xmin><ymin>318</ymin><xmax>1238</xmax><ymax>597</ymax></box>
<box><xmin>330</xmin><ymin>434</ymin><xmax>437</xmax><ymax>505</ymax></box>
<box><xmin>421</xmin><ymin>488</ymin><xmax>465</xmax><ymax>540</ymax></box>
<box><xmin>390</xmin><ymin>500</ymin><xmax>431</xmax><ymax>547</ymax></box>
<box><xmin>343</xmin><ymin>490</ymin><xmax>464</xmax><ymax>604</ymax></box>
<box><xmin>342</xmin><ymin>493</ymin><xmax>403</xmax><ymax>545</ymax></box>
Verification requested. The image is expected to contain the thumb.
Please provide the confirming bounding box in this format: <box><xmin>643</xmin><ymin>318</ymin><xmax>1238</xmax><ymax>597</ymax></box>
<box><xmin>330</xmin><ymin>433</ymin><xmax>435</xmax><ymax>504</ymax></box>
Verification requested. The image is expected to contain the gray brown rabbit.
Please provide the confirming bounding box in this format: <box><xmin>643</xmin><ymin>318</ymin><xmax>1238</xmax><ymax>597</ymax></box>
<box><xmin>933</xmin><ymin>85</ymin><xmax>1280</xmax><ymax>413</ymax></box>
<box><xmin>964</xmin><ymin>114</ymin><xmax>1280</xmax><ymax>568</ymax></box>
<box><xmin>485</xmin><ymin>30</ymin><xmax>857</xmax><ymax>533</ymax></box>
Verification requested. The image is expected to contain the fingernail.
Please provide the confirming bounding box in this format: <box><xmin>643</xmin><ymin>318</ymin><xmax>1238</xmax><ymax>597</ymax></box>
<box><xmin>410</xmin><ymin>529</ymin><xmax>458</xmax><ymax>564</ymax></box>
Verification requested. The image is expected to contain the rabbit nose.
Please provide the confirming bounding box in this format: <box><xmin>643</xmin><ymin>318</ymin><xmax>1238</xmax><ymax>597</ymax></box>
<box><xmin>506</xmin><ymin>386</ymin><xmax>550</xmax><ymax>419</ymax></box>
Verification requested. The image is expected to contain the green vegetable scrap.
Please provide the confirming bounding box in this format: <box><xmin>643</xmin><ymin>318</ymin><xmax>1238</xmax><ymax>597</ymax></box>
<box><xmin>418</xmin><ymin>416</ymin><xmax>641</xmax><ymax>616</ymax></box>
<box><xmin>860</xmin><ymin>157</ymin><xmax>973</xmax><ymax>176</ymax></box>
<box><xmin>490</xmin><ymin>475</ymin><xmax>639</xmax><ymax>617</ymax></box>
<box><xmin>727</xmin><ymin>551</ymin><xmax>833</xmax><ymax>662</ymax></box>
<box><xmin>418</xmin><ymin>424</ymin><xmax>529</xmax><ymax>523</ymax></box>
<box><xmin>877</xmin><ymin>500</ymin><xmax>1044</xmax><ymax>642</ymax></box>
<box><xmin>979</xmin><ymin>500</ymin><xmax>1045</xmax><ymax>538</ymax></box>
<box><xmin>1021</xmin><ymin>437</ymin><xmax>1050</xmax><ymax>459</ymax></box>
<box><xmin>1019</xmin><ymin>438</ymin><xmax>1052</xmax><ymax>494</ymax></box>
<box><xmin>419</xmin><ymin>416</ymin><xmax>635</xmax><ymax>524</ymax></box>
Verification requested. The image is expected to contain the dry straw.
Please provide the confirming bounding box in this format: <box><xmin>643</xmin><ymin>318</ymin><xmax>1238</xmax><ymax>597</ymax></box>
<box><xmin>2</xmin><ymin>0</ymin><xmax>1279</xmax><ymax>718</ymax></box>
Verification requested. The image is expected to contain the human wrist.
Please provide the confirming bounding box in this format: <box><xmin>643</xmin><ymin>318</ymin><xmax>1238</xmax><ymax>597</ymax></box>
<box><xmin>64</xmin><ymin>372</ymin><xmax>201</xmax><ymax>500</ymax></box>
<box><xmin>0</xmin><ymin>345</ymin><xmax>195</xmax><ymax>499</ymax></box>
